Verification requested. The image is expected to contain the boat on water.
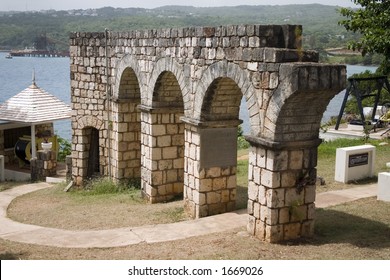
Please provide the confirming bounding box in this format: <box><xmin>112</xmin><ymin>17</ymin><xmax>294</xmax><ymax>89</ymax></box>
<box><xmin>8</xmin><ymin>34</ymin><xmax>69</xmax><ymax>58</ymax></box>
<box><xmin>5</xmin><ymin>54</ymin><xmax>12</xmax><ymax>59</ymax></box>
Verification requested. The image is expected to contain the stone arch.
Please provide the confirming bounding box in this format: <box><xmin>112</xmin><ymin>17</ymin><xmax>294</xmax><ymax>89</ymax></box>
<box><xmin>147</xmin><ymin>57</ymin><xmax>191</xmax><ymax>114</ymax></box>
<box><xmin>194</xmin><ymin>61</ymin><xmax>261</xmax><ymax>136</ymax></box>
<box><xmin>76</xmin><ymin>115</ymin><xmax>104</xmax><ymax>131</ymax></box>
<box><xmin>113</xmin><ymin>54</ymin><xmax>143</xmax><ymax>101</ymax></box>
<box><xmin>264</xmin><ymin>65</ymin><xmax>346</xmax><ymax>143</ymax></box>
<box><xmin>184</xmin><ymin>67</ymin><xmax>253</xmax><ymax>218</ymax></box>
<box><xmin>152</xmin><ymin>71</ymin><xmax>183</xmax><ymax>107</ymax></box>
<box><xmin>117</xmin><ymin>67</ymin><xmax>141</xmax><ymax>100</ymax></box>
<box><xmin>201</xmin><ymin>77</ymin><xmax>242</xmax><ymax>121</ymax></box>
<box><xmin>245</xmin><ymin>64</ymin><xmax>346</xmax><ymax>243</ymax></box>
<box><xmin>73</xmin><ymin>116</ymin><xmax>105</xmax><ymax>185</ymax></box>
<box><xmin>111</xmin><ymin>56</ymin><xmax>142</xmax><ymax>182</ymax></box>
<box><xmin>139</xmin><ymin>59</ymin><xmax>186</xmax><ymax>202</ymax></box>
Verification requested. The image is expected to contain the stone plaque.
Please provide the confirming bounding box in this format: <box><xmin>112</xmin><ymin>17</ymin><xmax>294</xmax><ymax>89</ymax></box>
<box><xmin>335</xmin><ymin>145</ymin><xmax>375</xmax><ymax>183</ymax></box>
<box><xmin>200</xmin><ymin>127</ymin><xmax>237</xmax><ymax>168</ymax></box>
<box><xmin>348</xmin><ymin>153</ymin><xmax>369</xmax><ymax>168</ymax></box>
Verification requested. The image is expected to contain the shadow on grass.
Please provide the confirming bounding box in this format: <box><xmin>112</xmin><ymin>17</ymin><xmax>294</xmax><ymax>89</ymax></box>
<box><xmin>312</xmin><ymin>208</ymin><xmax>390</xmax><ymax>248</ymax></box>
<box><xmin>346</xmin><ymin>176</ymin><xmax>378</xmax><ymax>185</ymax></box>
<box><xmin>0</xmin><ymin>252</ymin><xmax>22</xmax><ymax>260</ymax></box>
<box><xmin>236</xmin><ymin>185</ymin><xmax>248</xmax><ymax>210</ymax></box>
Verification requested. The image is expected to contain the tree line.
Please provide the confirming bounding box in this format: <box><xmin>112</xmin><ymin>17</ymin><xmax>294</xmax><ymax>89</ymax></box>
<box><xmin>0</xmin><ymin>4</ymin><xmax>359</xmax><ymax>55</ymax></box>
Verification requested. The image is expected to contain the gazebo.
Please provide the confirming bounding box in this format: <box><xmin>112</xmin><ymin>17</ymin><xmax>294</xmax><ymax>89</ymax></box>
<box><xmin>0</xmin><ymin>73</ymin><xmax>71</xmax><ymax>165</ymax></box>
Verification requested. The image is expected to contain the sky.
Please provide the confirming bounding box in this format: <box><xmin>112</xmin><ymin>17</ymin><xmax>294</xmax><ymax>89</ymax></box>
<box><xmin>1</xmin><ymin>0</ymin><xmax>357</xmax><ymax>11</ymax></box>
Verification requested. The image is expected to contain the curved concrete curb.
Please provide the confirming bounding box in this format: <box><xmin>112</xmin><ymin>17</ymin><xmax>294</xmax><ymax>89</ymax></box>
<box><xmin>0</xmin><ymin>183</ymin><xmax>377</xmax><ymax>248</ymax></box>
<box><xmin>0</xmin><ymin>183</ymin><xmax>248</xmax><ymax>248</ymax></box>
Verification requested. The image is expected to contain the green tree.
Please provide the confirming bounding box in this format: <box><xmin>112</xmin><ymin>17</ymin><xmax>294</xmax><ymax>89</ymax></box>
<box><xmin>339</xmin><ymin>0</ymin><xmax>390</xmax><ymax>74</ymax></box>
<box><xmin>237</xmin><ymin>125</ymin><xmax>250</xmax><ymax>150</ymax></box>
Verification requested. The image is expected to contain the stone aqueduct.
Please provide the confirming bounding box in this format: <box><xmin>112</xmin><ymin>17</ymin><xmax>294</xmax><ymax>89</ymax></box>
<box><xmin>69</xmin><ymin>24</ymin><xmax>346</xmax><ymax>242</ymax></box>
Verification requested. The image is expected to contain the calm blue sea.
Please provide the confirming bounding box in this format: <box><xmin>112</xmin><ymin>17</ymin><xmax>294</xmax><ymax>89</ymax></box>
<box><xmin>0</xmin><ymin>52</ymin><xmax>71</xmax><ymax>140</ymax></box>
<box><xmin>0</xmin><ymin>51</ymin><xmax>377</xmax><ymax>138</ymax></box>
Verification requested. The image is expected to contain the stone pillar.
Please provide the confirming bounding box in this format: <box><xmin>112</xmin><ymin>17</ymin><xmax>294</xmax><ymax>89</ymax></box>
<box><xmin>111</xmin><ymin>99</ymin><xmax>141</xmax><ymax>182</ymax></box>
<box><xmin>72</xmin><ymin>128</ymin><xmax>91</xmax><ymax>186</ymax></box>
<box><xmin>182</xmin><ymin>119</ymin><xmax>241</xmax><ymax>218</ymax></box>
<box><xmin>139</xmin><ymin>105</ymin><xmax>184</xmax><ymax>202</ymax></box>
<box><xmin>0</xmin><ymin>155</ymin><xmax>4</xmax><ymax>182</ymax></box>
<box><xmin>66</xmin><ymin>155</ymin><xmax>72</xmax><ymax>182</ymax></box>
<box><xmin>245</xmin><ymin>136</ymin><xmax>320</xmax><ymax>243</ymax></box>
<box><xmin>32</xmin><ymin>150</ymin><xmax>57</xmax><ymax>181</ymax></box>
<box><xmin>0</xmin><ymin>130</ymin><xmax>4</xmax><ymax>156</ymax></box>
<box><xmin>30</xmin><ymin>158</ymin><xmax>38</xmax><ymax>182</ymax></box>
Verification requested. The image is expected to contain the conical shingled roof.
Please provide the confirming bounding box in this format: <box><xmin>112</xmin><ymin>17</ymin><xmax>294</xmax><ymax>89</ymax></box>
<box><xmin>0</xmin><ymin>79</ymin><xmax>71</xmax><ymax>124</ymax></box>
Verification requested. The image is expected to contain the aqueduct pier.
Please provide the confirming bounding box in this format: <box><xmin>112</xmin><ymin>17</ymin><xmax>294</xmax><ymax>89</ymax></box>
<box><xmin>69</xmin><ymin>24</ymin><xmax>346</xmax><ymax>242</ymax></box>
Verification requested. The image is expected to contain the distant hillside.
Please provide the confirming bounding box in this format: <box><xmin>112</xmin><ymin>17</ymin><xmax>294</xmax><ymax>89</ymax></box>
<box><xmin>0</xmin><ymin>4</ymin><xmax>360</xmax><ymax>53</ymax></box>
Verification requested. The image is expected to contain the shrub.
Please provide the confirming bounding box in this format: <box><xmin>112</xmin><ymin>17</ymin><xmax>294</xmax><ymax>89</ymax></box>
<box><xmin>57</xmin><ymin>136</ymin><xmax>71</xmax><ymax>162</ymax></box>
<box><xmin>83</xmin><ymin>177</ymin><xmax>140</xmax><ymax>195</ymax></box>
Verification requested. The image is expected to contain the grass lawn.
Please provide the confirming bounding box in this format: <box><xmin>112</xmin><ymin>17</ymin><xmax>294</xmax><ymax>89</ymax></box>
<box><xmin>7</xmin><ymin>180</ymin><xmax>188</xmax><ymax>230</ymax></box>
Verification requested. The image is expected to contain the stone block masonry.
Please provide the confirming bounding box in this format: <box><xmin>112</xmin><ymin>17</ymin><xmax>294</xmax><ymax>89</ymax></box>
<box><xmin>70</xmin><ymin>24</ymin><xmax>346</xmax><ymax>243</ymax></box>
<box><xmin>140</xmin><ymin>106</ymin><xmax>185</xmax><ymax>202</ymax></box>
<box><xmin>245</xmin><ymin>140</ymin><xmax>320</xmax><ymax>242</ymax></box>
<box><xmin>31</xmin><ymin>150</ymin><xmax>57</xmax><ymax>182</ymax></box>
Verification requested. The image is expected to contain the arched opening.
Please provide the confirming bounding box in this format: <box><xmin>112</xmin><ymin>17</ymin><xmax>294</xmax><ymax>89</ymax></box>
<box><xmin>201</xmin><ymin>77</ymin><xmax>243</xmax><ymax>121</ymax></box>
<box><xmin>85</xmin><ymin>127</ymin><xmax>100</xmax><ymax>179</ymax></box>
<box><xmin>118</xmin><ymin>67</ymin><xmax>141</xmax><ymax>99</ymax></box>
<box><xmin>72</xmin><ymin>115</ymin><xmax>104</xmax><ymax>185</ymax></box>
<box><xmin>205</xmin><ymin>77</ymin><xmax>248</xmax><ymax>209</ymax></box>
<box><xmin>153</xmin><ymin>71</ymin><xmax>184</xmax><ymax>108</ymax></box>
<box><xmin>185</xmin><ymin>77</ymin><xmax>246</xmax><ymax>217</ymax></box>
<box><xmin>114</xmin><ymin>67</ymin><xmax>141</xmax><ymax>183</ymax></box>
<box><xmin>140</xmin><ymin>71</ymin><xmax>185</xmax><ymax>202</ymax></box>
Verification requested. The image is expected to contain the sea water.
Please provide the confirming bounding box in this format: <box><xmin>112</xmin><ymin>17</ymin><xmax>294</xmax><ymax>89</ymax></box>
<box><xmin>0</xmin><ymin>52</ymin><xmax>378</xmax><ymax>138</ymax></box>
<box><xmin>0</xmin><ymin>52</ymin><xmax>71</xmax><ymax>140</ymax></box>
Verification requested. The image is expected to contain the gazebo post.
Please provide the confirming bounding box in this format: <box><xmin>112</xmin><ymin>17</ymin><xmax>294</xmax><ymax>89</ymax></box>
<box><xmin>31</xmin><ymin>124</ymin><xmax>36</xmax><ymax>159</ymax></box>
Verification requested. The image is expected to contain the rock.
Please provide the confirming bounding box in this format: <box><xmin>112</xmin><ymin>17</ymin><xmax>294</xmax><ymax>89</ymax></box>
<box><xmin>316</xmin><ymin>176</ymin><xmax>326</xmax><ymax>186</ymax></box>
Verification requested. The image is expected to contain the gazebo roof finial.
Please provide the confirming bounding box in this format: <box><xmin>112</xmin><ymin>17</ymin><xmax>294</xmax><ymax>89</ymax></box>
<box><xmin>32</xmin><ymin>68</ymin><xmax>36</xmax><ymax>86</ymax></box>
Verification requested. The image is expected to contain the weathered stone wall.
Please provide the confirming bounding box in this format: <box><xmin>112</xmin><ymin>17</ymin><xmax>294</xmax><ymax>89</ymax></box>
<box><xmin>69</xmin><ymin>24</ymin><xmax>309</xmax><ymax>185</ymax></box>
<box><xmin>70</xmin><ymin>24</ymin><xmax>346</xmax><ymax>242</ymax></box>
